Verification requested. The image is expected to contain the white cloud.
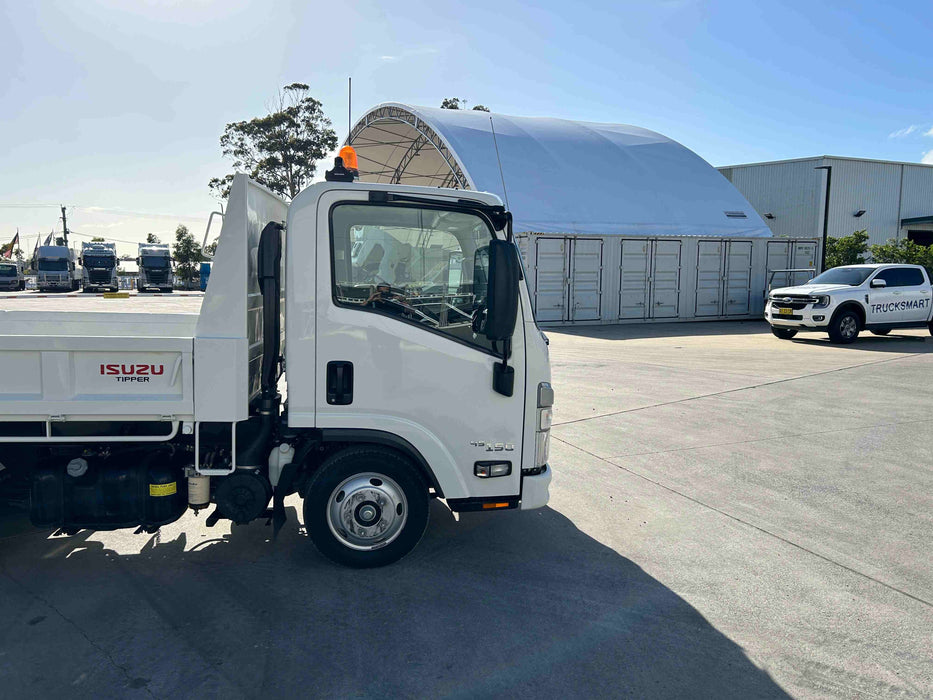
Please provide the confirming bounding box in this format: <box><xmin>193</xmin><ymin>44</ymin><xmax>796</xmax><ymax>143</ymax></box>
<box><xmin>923</xmin><ymin>150</ymin><xmax>933</xmax><ymax>164</ymax></box>
<box><xmin>379</xmin><ymin>55</ymin><xmax>397</xmax><ymax>62</ymax></box>
<box><xmin>926</xmin><ymin>127</ymin><xmax>933</xmax><ymax>137</ymax></box>
<box><xmin>889</xmin><ymin>125</ymin><xmax>919</xmax><ymax>139</ymax></box>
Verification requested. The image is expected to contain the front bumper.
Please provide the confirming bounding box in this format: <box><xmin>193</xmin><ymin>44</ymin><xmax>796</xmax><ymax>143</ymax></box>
<box><xmin>765</xmin><ymin>301</ymin><xmax>831</xmax><ymax>330</ymax></box>
<box><xmin>520</xmin><ymin>464</ymin><xmax>551</xmax><ymax>510</ymax></box>
<box><xmin>0</xmin><ymin>281</ymin><xmax>19</xmax><ymax>290</ymax></box>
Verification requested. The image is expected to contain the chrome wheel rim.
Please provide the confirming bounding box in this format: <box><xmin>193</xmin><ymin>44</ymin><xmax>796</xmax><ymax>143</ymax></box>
<box><xmin>326</xmin><ymin>472</ymin><xmax>408</xmax><ymax>551</ymax></box>
<box><xmin>840</xmin><ymin>315</ymin><xmax>857</xmax><ymax>339</ymax></box>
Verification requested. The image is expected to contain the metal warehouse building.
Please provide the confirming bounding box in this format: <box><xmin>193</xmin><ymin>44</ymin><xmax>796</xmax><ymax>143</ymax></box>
<box><xmin>719</xmin><ymin>156</ymin><xmax>933</xmax><ymax>250</ymax></box>
<box><xmin>348</xmin><ymin>104</ymin><xmax>817</xmax><ymax>325</ymax></box>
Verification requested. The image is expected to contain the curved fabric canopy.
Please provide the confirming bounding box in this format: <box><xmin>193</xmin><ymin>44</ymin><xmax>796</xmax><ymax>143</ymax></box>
<box><xmin>348</xmin><ymin>103</ymin><xmax>770</xmax><ymax>237</ymax></box>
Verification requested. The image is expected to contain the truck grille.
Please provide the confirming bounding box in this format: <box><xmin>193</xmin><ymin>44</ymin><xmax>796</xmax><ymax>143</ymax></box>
<box><xmin>148</xmin><ymin>270</ymin><xmax>168</xmax><ymax>282</ymax></box>
<box><xmin>89</xmin><ymin>270</ymin><xmax>111</xmax><ymax>284</ymax></box>
<box><xmin>771</xmin><ymin>294</ymin><xmax>818</xmax><ymax>310</ymax></box>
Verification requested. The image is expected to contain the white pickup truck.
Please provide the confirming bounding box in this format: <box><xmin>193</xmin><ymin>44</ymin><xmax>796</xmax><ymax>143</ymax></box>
<box><xmin>766</xmin><ymin>263</ymin><xmax>933</xmax><ymax>343</ymax></box>
<box><xmin>0</xmin><ymin>167</ymin><xmax>553</xmax><ymax>568</ymax></box>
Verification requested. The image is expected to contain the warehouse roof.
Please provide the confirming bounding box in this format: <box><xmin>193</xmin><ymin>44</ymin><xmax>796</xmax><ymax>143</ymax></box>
<box><xmin>347</xmin><ymin>103</ymin><xmax>770</xmax><ymax>237</ymax></box>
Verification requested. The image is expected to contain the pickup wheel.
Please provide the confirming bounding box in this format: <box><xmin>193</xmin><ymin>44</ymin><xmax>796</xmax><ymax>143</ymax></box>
<box><xmin>771</xmin><ymin>327</ymin><xmax>798</xmax><ymax>340</ymax></box>
<box><xmin>303</xmin><ymin>447</ymin><xmax>429</xmax><ymax>568</ymax></box>
<box><xmin>828</xmin><ymin>309</ymin><xmax>860</xmax><ymax>344</ymax></box>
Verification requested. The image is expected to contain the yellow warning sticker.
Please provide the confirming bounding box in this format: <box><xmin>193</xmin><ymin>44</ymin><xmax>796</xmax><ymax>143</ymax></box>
<box><xmin>149</xmin><ymin>482</ymin><xmax>177</xmax><ymax>497</ymax></box>
<box><xmin>103</xmin><ymin>292</ymin><xmax>130</xmax><ymax>299</ymax></box>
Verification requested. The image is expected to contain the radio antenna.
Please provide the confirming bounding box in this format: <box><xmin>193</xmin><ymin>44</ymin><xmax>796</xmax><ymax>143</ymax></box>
<box><xmin>347</xmin><ymin>77</ymin><xmax>352</xmax><ymax>144</ymax></box>
<box><xmin>489</xmin><ymin>116</ymin><xmax>510</xmax><ymax>210</ymax></box>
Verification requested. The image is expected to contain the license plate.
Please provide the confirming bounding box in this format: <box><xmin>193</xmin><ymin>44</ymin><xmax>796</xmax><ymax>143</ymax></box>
<box><xmin>778</xmin><ymin>307</ymin><xmax>793</xmax><ymax>316</ymax></box>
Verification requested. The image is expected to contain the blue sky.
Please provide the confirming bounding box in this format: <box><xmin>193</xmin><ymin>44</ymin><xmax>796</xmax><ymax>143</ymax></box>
<box><xmin>1</xmin><ymin>0</ymin><xmax>932</xmax><ymax>254</ymax></box>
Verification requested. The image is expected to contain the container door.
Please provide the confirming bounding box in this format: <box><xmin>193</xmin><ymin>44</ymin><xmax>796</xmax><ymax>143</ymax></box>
<box><xmin>724</xmin><ymin>241</ymin><xmax>753</xmax><ymax>316</ymax></box>
<box><xmin>569</xmin><ymin>239</ymin><xmax>602</xmax><ymax>321</ymax></box>
<box><xmin>619</xmin><ymin>239</ymin><xmax>649</xmax><ymax>320</ymax></box>
<box><xmin>791</xmin><ymin>241</ymin><xmax>818</xmax><ymax>286</ymax></box>
<box><xmin>695</xmin><ymin>240</ymin><xmax>724</xmax><ymax>317</ymax></box>
<box><xmin>534</xmin><ymin>238</ymin><xmax>569</xmax><ymax>322</ymax></box>
<box><xmin>766</xmin><ymin>240</ymin><xmax>791</xmax><ymax>291</ymax></box>
<box><xmin>649</xmin><ymin>240</ymin><xmax>681</xmax><ymax>318</ymax></box>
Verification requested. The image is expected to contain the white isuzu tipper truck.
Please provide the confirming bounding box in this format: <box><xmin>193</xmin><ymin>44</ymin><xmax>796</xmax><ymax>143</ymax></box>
<box><xmin>137</xmin><ymin>242</ymin><xmax>174</xmax><ymax>292</ymax></box>
<box><xmin>0</xmin><ymin>259</ymin><xmax>25</xmax><ymax>291</ymax></box>
<box><xmin>0</xmin><ymin>168</ymin><xmax>553</xmax><ymax>567</ymax></box>
<box><xmin>766</xmin><ymin>263</ymin><xmax>933</xmax><ymax>343</ymax></box>
<box><xmin>79</xmin><ymin>241</ymin><xmax>119</xmax><ymax>293</ymax></box>
<box><xmin>36</xmin><ymin>245</ymin><xmax>81</xmax><ymax>292</ymax></box>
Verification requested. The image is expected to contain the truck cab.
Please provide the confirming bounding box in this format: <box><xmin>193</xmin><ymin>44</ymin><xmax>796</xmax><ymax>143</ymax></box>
<box><xmin>0</xmin><ymin>172</ymin><xmax>552</xmax><ymax>568</ymax></box>
<box><xmin>0</xmin><ymin>260</ymin><xmax>25</xmax><ymax>291</ymax></box>
<box><xmin>137</xmin><ymin>243</ymin><xmax>173</xmax><ymax>293</ymax></box>
<box><xmin>766</xmin><ymin>263</ymin><xmax>933</xmax><ymax>343</ymax></box>
<box><xmin>80</xmin><ymin>241</ymin><xmax>119</xmax><ymax>293</ymax></box>
<box><xmin>35</xmin><ymin>245</ymin><xmax>80</xmax><ymax>292</ymax></box>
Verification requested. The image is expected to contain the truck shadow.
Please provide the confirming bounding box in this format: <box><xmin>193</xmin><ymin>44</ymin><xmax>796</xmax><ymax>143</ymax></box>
<box><xmin>790</xmin><ymin>333</ymin><xmax>933</xmax><ymax>353</ymax></box>
<box><xmin>549</xmin><ymin>319</ymin><xmax>768</xmax><ymax>341</ymax></box>
<box><xmin>0</xmin><ymin>502</ymin><xmax>790</xmax><ymax>699</ymax></box>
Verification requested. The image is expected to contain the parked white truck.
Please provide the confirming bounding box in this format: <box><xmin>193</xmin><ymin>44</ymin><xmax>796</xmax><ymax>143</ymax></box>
<box><xmin>137</xmin><ymin>242</ymin><xmax>173</xmax><ymax>292</ymax></box>
<box><xmin>0</xmin><ymin>259</ymin><xmax>25</xmax><ymax>291</ymax></box>
<box><xmin>0</xmin><ymin>169</ymin><xmax>553</xmax><ymax>567</ymax></box>
<box><xmin>79</xmin><ymin>241</ymin><xmax>119</xmax><ymax>293</ymax></box>
<box><xmin>36</xmin><ymin>245</ymin><xmax>81</xmax><ymax>292</ymax></box>
<box><xmin>766</xmin><ymin>263</ymin><xmax>933</xmax><ymax>343</ymax></box>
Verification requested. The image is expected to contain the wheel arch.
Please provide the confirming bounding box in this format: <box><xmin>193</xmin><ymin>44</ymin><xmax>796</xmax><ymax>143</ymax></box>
<box><xmin>833</xmin><ymin>301</ymin><xmax>866</xmax><ymax>329</ymax></box>
<box><xmin>319</xmin><ymin>428</ymin><xmax>444</xmax><ymax>497</ymax></box>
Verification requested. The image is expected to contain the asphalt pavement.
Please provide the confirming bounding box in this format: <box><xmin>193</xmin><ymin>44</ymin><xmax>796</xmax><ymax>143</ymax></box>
<box><xmin>1</xmin><ymin>320</ymin><xmax>931</xmax><ymax>698</ymax></box>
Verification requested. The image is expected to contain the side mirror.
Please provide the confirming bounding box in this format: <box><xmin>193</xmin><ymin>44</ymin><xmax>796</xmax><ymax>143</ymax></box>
<box><xmin>870</xmin><ymin>278</ymin><xmax>886</xmax><ymax>288</ymax></box>
<box><xmin>484</xmin><ymin>239</ymin><xmax>520</xmax><ymax>341</ymax></box>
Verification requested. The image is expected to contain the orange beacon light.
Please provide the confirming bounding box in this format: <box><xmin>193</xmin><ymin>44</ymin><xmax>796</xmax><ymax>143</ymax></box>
<box><xmin>339</xmin><ymin>145</ymin><xmax>359</xmax><ymax>172</ymax></box>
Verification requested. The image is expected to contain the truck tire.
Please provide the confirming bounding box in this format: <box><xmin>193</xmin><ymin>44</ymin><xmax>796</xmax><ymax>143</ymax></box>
<box><xmin>303</xmin><ymin>446</ymin><xmax>429</xmax><ymax>568</ymax></box>
<box><xmin>18</xmin><ymin>281</ymin><xmax>25</xmax><ymax>291</ymax></box>
<box><xmin>828</xmin><ymin>309</ymin><xmax>860</xmax><ymax>344</ymax></box>
<box><xmin>771</xmin><ymin>327</ymin><xmax>798</xmax><ymax>340</ymax></box>
<box><xmin>871</xmin><ymin>329</ymin><xmax>891</xmax><ymax>336</ymax></box>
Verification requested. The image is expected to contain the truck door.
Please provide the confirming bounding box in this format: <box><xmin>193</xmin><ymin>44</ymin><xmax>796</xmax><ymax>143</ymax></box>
<box><xmin>315</xmin><ymin>194</ymin><xmax>526</xmax><ymax>499</ymax></box>
<box><xmin>892</xmin><ymin>267</ymin><xmax>931</xmax><ymax>323</ymax></box>
<box><xmin>867</xmin><ymin>268</ymin><xmax>905</xmax><ymax>324</ymax></box>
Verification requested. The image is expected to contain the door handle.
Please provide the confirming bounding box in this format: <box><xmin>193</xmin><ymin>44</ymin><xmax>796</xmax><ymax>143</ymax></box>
<box><xmin>326</xmin><ymin>361</ymin><xmax>354</xmax><ymax>405</ymax></box>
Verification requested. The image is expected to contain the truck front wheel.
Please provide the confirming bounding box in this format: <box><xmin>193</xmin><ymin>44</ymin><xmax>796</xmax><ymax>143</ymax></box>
<box><xmin>771</xmin><ymin>327</ymin><xmax>798</xmax><ymax>340</ymax></box>
<box><xmin>829</xmin><ymin>309</ymin><xmax>860</xmax><ymax>344</ymax></box>
<box><xmin>303</xmin><ymin>447</ymin><xmax>429</xmax><ymax>568</ymax></box>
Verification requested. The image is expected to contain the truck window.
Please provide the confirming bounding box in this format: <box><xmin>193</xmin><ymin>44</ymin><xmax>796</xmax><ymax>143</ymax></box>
<box><xmin>875</xmin><ymin>267</ymin><xmax>924</xmax><ymax>287</ymax></box>
<box><xmin>331</xmin><ymin>203</ymin><xmax>499</xmax><ymax>353</ymax></box>
<box><xmin>37</xmin><ymin>259</ymin><xmax>68</xmax><ymax>271</ymax></box>
<box><xmin>0</xmin><ymin>265</ymin><xmax>16</xmax><ymax>277</ymax></box>
<box><xmin>84</xmin><ymin>255</ymin><xmax>115</xmax><ymax>268</ymax></box>
<box><xmin>809</xmin><ymin>267</ymin><xmax>873</xmax><ymax>286</ymax></box>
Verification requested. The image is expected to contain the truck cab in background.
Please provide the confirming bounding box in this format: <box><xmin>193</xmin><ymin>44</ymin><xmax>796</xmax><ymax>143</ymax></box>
<box><xmin>137</xmin><ymin>243</ymin><xmax>173</xmax><ymax>292</ymax></box>
<box><xmin>0</xmin><ymin>260</ymin><xmax>25</xmax><ymax>291</ymax></box>
<box><xmin>79</xmin><ymin>241</ymin><xmax>119</xmax><ymax>293</ymax></box>
<box><xmin>35</xmin><ymin>245</ymin><xmax>80</xmax><ymax>292</ymax></box>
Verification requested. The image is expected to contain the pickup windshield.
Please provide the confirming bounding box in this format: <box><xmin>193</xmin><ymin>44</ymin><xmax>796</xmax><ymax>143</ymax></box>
<box><xmin>0</xmin><ymin>265</ymin><xmax>16</xmax><ymax>277</ymax></box>
<box><xmin>809</xmin><ymin>267</ymin><xmax>874</xmax><ymax>286</ymax></box>
<box><xmin>84</xmin><ymin>255</ymin><xmax>115</xmax><ymax>269</ymax></box>
<box><xmin>38</xmin><ymin>259</ymin><xmax>68</xmax><ymax>271</ymax></box>
<box><xmin>142</xmin><ymin>257</ymin><xmax>169</xmax><ymax>269</ymax></box>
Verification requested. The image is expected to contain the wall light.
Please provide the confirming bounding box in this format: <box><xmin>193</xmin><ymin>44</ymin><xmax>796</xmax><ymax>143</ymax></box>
<box><xmin>764</xmin><ymin>213</ymin><xmax>775</xmax><ymax>220</ymax></box>
<box><xmin>854</xmin><ymin>209</ymin><xmax>866</xmax><ymax>217</ymax></box>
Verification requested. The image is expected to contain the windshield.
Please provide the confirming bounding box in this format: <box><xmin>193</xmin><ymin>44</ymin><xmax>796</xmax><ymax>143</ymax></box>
<box><xmin>142</xmin><ymin>256</ymin><xmax>169</xmax><ymax>269</ymax></box>
<box><xmin>809</xmin><ymin>267</ymin><xmax>874</xmax><ymax>286</ymax></box>
<box><xmin>84</xmin><ymin>255</ymin><xmax>115</xmax><ymax>268</ymax></box>
<box><xmin>0</xmin><ymin>265</ymin><xmax>16</xmax><ymax>277</ymax></box>
<box><xmin>38</xmin><ymin>259</ymin><xmax>68</xmax><ymax>271</ymax></box>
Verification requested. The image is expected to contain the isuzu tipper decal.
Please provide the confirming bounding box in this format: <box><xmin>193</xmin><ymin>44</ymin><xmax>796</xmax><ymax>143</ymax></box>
<box><xmin>869</xmin><ymin>299</ymin><xmax>930</xmax><ymax>314</ymax></box>
<box><xmin>99</xmin><ymin>364</ymin><xmax>165</xmax><ymax>383</ymax></box>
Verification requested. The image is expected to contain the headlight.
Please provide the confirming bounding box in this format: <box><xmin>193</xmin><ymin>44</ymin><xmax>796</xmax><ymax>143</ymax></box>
<box><xmin>813</xmin><ymin>295</ymin><xmax>830</xmax><ymax>308</ymax></box>
<box><xmin>535</xmin><ymin>382</ymin><xmax>553</xmax><ymax>468</ymax></box>
<box><xmin>538</xmin><ymin>407</ymin><xmax>553</xmax><ymax>431</ymax></box>
<box><xmin>535</xmin><ymin>431</ymin><xmax>550</xmax><ymax>468</ymax></box>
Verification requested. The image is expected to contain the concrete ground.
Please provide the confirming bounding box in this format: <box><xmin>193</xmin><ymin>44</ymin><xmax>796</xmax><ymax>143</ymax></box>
<box><xmin>1</xmin><ymin>320</ymin><xmax>931</xmax><ymax>698</ymax></box>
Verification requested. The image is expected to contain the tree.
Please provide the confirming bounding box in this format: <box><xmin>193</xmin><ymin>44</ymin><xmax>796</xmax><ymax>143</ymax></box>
<box><xmin>824</xmin><ymin>230</ymin><xmax>869</xmax><ymax>269</ymax></box>
<box><xmin>91</xmin><ymin>236</ymin><xmax>105</xmax><ymax>242</ymax></box>
<box><xmin>172</xmin><ymin>224</ymin><xmax>202</xmax><ymax>290</ymax></box>
<box><xmin>146</xmin><ymin>233</ymin><xmax>160</xmax><ymax>244</ymax></box>
<box><xmin>870</xmin><ymin>237</ymin><xmax>933</xmax><ymax>279</ymax></box>
<box><xmin>440</xmin><ymin>97</ymin><xmax>490</xmax><ymax>111</ymax></box>
<box><xmin>210</xmin><ymin>83</ymin><xmax>338</xmax><ymax>200</ymax></box>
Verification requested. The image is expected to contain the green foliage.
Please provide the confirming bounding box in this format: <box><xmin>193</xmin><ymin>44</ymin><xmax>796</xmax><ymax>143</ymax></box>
<box><xmin>870</xmin><ymin>237</ymin><xmax>933</xmax><ymax>278</ymax></box>
<box><xmin>91</xmin><ymin>236</ymin><xmax>105</xmax><ymax>242</ymax></box>
<box><xmin>146</xmin><ymin>233</ymin><xmax>160</xmax><ymax>244</ymax></box>
<box><xmin>824</xmin><ymin>230</ymin><xmax>869</xmax><ymax>268</ymax></box>
<box><xmin>210</xmin><ymin>83</ymin><xmax>338</xmax><ymax>200</ymax></box>
<box><xmin>440</xmin><ymin>98</ymin><xmax>490</xmax><ymax>111</ymax></box>
<box><xmin>172</xmin><ymin>224</ymin><xmax>202</xmax><ymax>290</ymax></box>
